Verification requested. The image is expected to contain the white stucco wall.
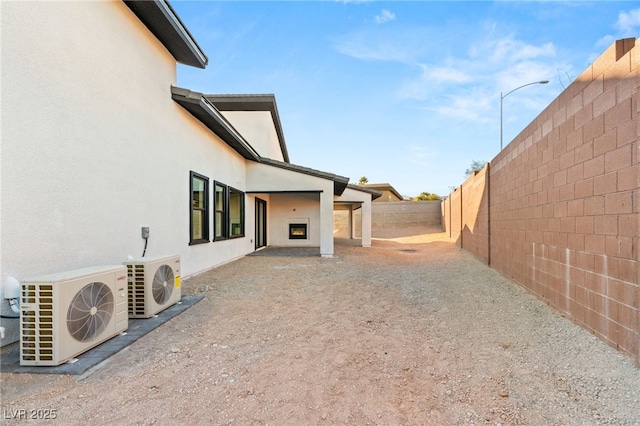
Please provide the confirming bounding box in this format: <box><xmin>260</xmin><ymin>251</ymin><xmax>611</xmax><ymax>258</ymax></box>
<box><xmin>246</xmin><ymin>162</ymin><xmax>334</xmax><ymax>194</ymax></box>
<box><xmin>220</xmin><ymin>111</ymin><xmax>285</xmax><ymax>161</ymax></box>
<box><xmin>246</xmin><ymin>162</ymin><xmax>335</xmax><ymax>254</ymax></box>
<box><xmin>0</xmin><ymin>2</ymin><xmax>256</xmax><ymax>344</ymax></box>
<box><xmin>268</xmin><ymin>193</ymin><xmax>321</xmax><ymax>247</ymax></box>
<box><xmin>334</xmin><ymin>187</ymin><xmax>374</xmax><ymax>247</ymax></box>
<box><xmin>0</xmin><ymin>1</ymin><xmax>344</xmax><ymax>347</ymax></box>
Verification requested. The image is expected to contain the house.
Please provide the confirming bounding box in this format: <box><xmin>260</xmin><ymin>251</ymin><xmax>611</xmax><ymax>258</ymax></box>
<box><xmin>359</xmin><ymin>183</ymin><xmax>404</xmax><ymax>202</ymax></box>
<box><xmin>0</xmin><ymin>0</ymin><xmax>377</xmax><ymax>346</ymax></box>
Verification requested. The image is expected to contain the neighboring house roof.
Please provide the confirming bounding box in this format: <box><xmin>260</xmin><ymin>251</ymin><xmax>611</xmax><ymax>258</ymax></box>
<box><xmin>124</xmin><ymin>0</ymin><xmax>208</xmax><ymax>69</ymax></box>
<box><xmin>360</xmin><ymin>183</ymin><xmax>403</xmax><ymax>201</ymax></box>
<box><xmin>171</xmin><ymin>86</ymin><xmax>261</xmax><ymax>161</ymax></box>
<box><xmin>171</xmin><ymin>87</ymin><xmax>350</xmax><ymax>196</ymax></box>
<box><xmin>260</xmin><ymin>158</ymin><xmax>349</xmax><ymax>196</ymax></box>
<box><xmin>206</xmin><ymin>94</ymin><xmax>290</xmax><ymax>164</ymax></box>
<box><xmin>346</xmin><ymin>184</ymin><xmax>383</xmax><ymax>201</ymax></box>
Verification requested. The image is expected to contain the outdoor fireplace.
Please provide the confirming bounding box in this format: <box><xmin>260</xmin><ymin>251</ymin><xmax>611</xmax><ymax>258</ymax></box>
<box><xmin>289</xmin><ymin>223</ymin><xmax>308</xmax><ymax>240</ymax></box>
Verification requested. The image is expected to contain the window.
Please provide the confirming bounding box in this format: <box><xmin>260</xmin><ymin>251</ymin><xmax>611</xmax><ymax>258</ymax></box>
<box><xmin>229</xmin><ymin>187</ymin><xmax>244</xmax><ymax>238</ymax></box>
<box><xmin>214</xmin><ymin>182</ymin><xmax>227</xmax><ymax>240</ymax></box>
<box><xmin>214</xmin><ymin>182</ymin><xmax>245</xmax><ymax>241</ymax></box>
<box><xmin>190</xmin><ymin>171</ymin><xmax>209</xmax><ymax>244</ymax></box>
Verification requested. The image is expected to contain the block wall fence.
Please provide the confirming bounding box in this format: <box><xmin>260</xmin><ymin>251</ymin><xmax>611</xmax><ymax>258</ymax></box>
<box><xmin>334</xmin><ymin>200</ymin><xmax>442</xmax><ymax>237</ymax></box>
<box><xmin>442</xmin><ymin>38</ymin><xmax>639</xmax><ymax>363</ymax></box>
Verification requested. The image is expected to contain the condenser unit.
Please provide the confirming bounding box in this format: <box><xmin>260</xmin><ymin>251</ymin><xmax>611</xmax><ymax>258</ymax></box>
<box><xmin>20</xmin><ymin>265</ymin><xmax>128</xmax><ymax>366</ymax></box>
<box><xmin>123</xmin><ymin>254</ymin><xmax>181</xmax><ymax>318</ymax></box>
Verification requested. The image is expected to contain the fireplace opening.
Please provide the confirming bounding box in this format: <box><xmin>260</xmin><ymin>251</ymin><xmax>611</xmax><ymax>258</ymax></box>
<box><xmin>289</xmin><ymin>223</ymin><xmax>308</xmax><ymax>240</ymax></box>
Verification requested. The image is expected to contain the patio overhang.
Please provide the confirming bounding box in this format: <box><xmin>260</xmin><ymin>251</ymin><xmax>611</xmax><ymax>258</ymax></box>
<box><xmin>257</xmin><ymin>158</ymin><xmax>349</xmax><ymax>196</ymax></box>
<box><xmin>335</xmin><ymin>184</ymin><xmax>382</xmax><ymax>207</ymax></box>
<box><xmin>333</xmin><ymin>185</ymin><xmax>380</xmax><ymax>248</ymax></box>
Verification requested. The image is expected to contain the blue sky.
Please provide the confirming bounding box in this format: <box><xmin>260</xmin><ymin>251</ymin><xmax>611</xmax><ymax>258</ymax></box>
<box><xmin>173</xmin><ymin>1</ymin><xmax>640</xmax><ymax>198</ymax></box>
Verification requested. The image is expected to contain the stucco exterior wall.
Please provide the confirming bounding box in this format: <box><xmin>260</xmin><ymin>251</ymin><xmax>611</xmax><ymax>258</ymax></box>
<box><xmin>0</xmin><ymin>1</ymin><xmax>364</xmax><ymax>348</ymax></box>
<box><xmin>442</xmin><ymin>39</ymin><xmax>639</xmax><ymax>362</ymax></box>
<box><xmin>246</xmin><ymin>162</ymin><xmax>336</xmax><ymax>255</ymax></box>
<box><xmin>221</xmin><ymin>111</ymin><xmax>285</xmax><ymax>161</ymax></box>
<box><xmin>0</xmin><ymin>2</ymin><xmax>254</xmax><ymax>344</ymax></box>
<box><xmin>268</xmin><ymin>193</ymin><xmax>321</xmax><ymax>247</ymax></box>
<box><xmin>1</xmin><ymin>1</ymin><xmax>255</xmax><ymax>280</ymax></box>
<box><xmin>334</xmin><ymin>186</ymin><xmax>375</xmax><ymax>246</ymax></box>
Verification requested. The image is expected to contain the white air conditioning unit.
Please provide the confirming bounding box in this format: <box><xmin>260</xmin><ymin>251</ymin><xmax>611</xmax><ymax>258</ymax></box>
<box><xmin>20</xmin><ymin>265</ymin><xmax>128</xmax><ymax>366</ymax></box>
<box><xmin>123</xmin><ymin>254</ymin><xmax>181</xmax><ymax>318</ymax></box>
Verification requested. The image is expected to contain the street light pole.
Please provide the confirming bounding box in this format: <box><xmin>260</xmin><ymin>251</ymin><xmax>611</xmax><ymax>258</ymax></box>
<box><xmin>500</xmin><ymin>80</ymin><xmax>549</xmax><ymax>150</ymax></box>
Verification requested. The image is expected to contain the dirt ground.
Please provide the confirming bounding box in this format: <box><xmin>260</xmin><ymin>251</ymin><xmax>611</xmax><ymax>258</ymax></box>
<box><xmin>1</xmin><ymin>227</ymin><xmax>639</xmax><ymax>425</ymax></box>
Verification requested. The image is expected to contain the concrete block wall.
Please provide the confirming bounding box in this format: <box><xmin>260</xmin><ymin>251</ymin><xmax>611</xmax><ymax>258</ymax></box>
<box><xmin>441</xmin><ymin>165</ymin><xmax>490</xmax><ymax>264</ymax></box>
<box><xmin>463</xmin><ymin>167</ymin><xmax>490</xmax><ymax>263</ymax></box>
<box><xmin>443</xmin><ymin>189</ymin><xmax>463</xmax><ymax>241</ymax></box>
<box><xmin>443</xmin><ymin>38</ymin><xmax>639</xmax><ymax>362</ymax></box>
<box><xmin>335</xmin><ymin>200</ymin><xmax>441</xmax><ymax>237</ymax></box>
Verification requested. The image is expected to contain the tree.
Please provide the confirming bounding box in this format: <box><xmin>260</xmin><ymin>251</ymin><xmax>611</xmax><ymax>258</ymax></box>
<box><xmin>413</xmin><ymin>192</ymin><xmax>440</xmax><ymax>201</ymax></box>
<box><xmin>358</xmin><ymin>176</ymin><xmax>369</xmax><ymax>185</ymax></box>
<box><xmin>465</xmin><ymin>160</ymin><xmax>487</xmax><ymax>177</ymax></box>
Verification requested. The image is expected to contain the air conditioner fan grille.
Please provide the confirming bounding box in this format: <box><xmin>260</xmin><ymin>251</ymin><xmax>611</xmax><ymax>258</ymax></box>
<box><xmin>67</xmin><ymin>281</ymin><xmax>114</xmax><ymax>342</ymax></box>
<box><xmin>152</xmin><ymin>264</ymin><xmax>174</xmax><ymax>305</ymax></box>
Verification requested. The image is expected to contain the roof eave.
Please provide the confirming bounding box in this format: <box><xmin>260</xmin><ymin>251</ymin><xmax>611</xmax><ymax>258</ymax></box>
<box><xmin>346</xmin><ymin>184</ymin><xmax>383</xmax><ymax>201</ymax></box>
<box><xmin>124</xmin><ymin>0</ymin><xmax>208</xmax><ymax>69</ymax></box>
<box><xmin>206</xmin><ymin>95</ymin><xmax>290</xmax><ymax>163</ymax></box>
<box><xmin>171</xmin><ymin>87</ymin><xmax>261</xmax><ymax>161</ymax></box>
<box><xmin>362</xmin><ymin>183</ymin><xmax>403</xmax><ymax>201</ymax></box>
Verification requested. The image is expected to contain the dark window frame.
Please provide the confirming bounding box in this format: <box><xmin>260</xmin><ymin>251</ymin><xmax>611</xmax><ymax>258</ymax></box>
<box><xmin>189</xmin><ymin>171</ymin><xmax>209</xmax><ymax>245</ymax></box>
<box><xmin>228</xmin><ymin>186</ymin><xmax>245</xmax><ymax>239</ymax></box>
<box><xmin>214</xmin><ymin>181</ymin><xmax>228</xmax><ymax>241</ymax></box>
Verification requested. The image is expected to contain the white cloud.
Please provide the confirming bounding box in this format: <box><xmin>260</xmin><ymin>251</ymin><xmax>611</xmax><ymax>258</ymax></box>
<box><xmin>490</xmin><ymin>37</ymin><xmax>556</xmax><ymax>63</ymax></box>
<box><xmin>596</xmin><ymin>7</ymin><xmax>640</xmax><ymax>48</ymax></box>
<box><xmin>335</xmin><ymin>39</ymin><xmax>412</xmax><ymax>62</ymax></box>
<box><xmin>407</xmin><ymin>144</ymin><xmax>438</xmax><ymax>160</ymax></box>
<box><xmin>497</xmin><ymin>61</ymin><xmax>555</xmax><ymax>93</ymax></box>
<box><xmin>430</xmin><ymin>90</ymin><xmax>494</xmax><ymax>123</ymax></box>
<box><xmin>375</xmin><ymin>9</ymin><xmax>396</xmax><ymax>24</ymax></box>
<box><xmin>421</xmin><ymin>64</ymin><xmax>472</xmax><ymax>84</ymax></box>
<box><xmin>616</xmin><ymin>8</ymin><xmax>640</xmax><ymax>35</ymax></box>
<box><xmin>333</xmin><ymin>25</ymin><xmax>444</xmax><ymax>63</ymax></box>
<box><xmin>396</xmin><ymin>64</ymin><xmax>472</xmax><ymax>101</ymax></box>
<box><xmin>333</xmin><ymin>29</ymin><xmax>421</xmax><ymax>62</ymax></box>
<box><xmin>335</xmin><ymin>20</ymin><xmax>560</xmax><ymax>126</ymax></box>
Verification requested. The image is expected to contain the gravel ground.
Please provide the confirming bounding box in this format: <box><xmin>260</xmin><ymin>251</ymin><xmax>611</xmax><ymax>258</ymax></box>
<box><xmin>1</xmin><ymin>228</ymin><xmax>639</xmax><ymax>425</ymax></box>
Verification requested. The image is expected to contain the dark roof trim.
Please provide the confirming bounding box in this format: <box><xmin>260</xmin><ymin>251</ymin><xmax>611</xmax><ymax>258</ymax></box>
<box><xmin>206</xmin><ymin>94</ymin><xmax>290</xmax><ymax>163</ymax></box>
<box><xmin>246</xmin><ymin>190</ymin><xmax>323</xmax><ymax>194</ymax></box>
<box><xmin>334</xmin><ymin>201</ymin><xmax>364</xmax><ymax>210</ymax></box>
<box><xmin>346</xmin><ymin>184</ymin><xmax>383</xmax><ymax>201</ymax></box>
<box><xmin>172</xmin><ymin>87</ymin><xmax>349</xmax><ymax>195</ymax></box>
<box><xmin>124</xmin><ymin>0</ymin><xmax>208</xmax><ymax>69</ymax></box>
<box><xmin>360</xmin><ymin>183</ymin><xmax>402</xmax><ymax>200</ymax></box>
<box><xmin>171</xmin><ymin>87</ymin><xmax>261</xmax><ymax>161</ymax></box>
<box><xmin>260</xmin><ymin>158</ymin><xmax>349</xmax><ymax>196</ymax></box>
